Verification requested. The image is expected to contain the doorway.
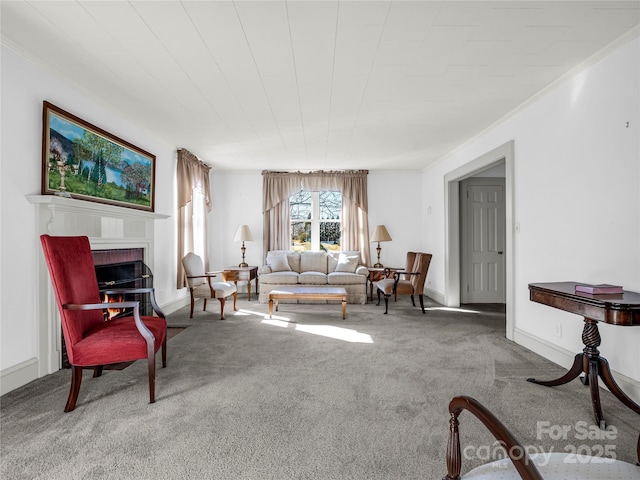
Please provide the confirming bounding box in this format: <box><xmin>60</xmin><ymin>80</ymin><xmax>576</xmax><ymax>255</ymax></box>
<box><xmin>444</xmin><ymin>141</ymin><xmax>514</xmax><ymax>339</ymax></box>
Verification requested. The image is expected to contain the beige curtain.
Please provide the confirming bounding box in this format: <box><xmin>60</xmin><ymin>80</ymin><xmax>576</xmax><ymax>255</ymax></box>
<box><xmin>176</xmin><ymin>148</ymin><xmax>211</xmax><ymax>288</ymax></box>
<box><xmin>262</xmin><ymin>170</ymin><xmax>370</xmax><ymax>265</ymax></box>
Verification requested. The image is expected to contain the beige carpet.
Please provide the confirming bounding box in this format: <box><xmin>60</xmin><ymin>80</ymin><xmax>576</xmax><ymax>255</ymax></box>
<box><xmin>1</xmin><ymin>298</ymin><xmax>638</xmax><ymax>479</ymax></box>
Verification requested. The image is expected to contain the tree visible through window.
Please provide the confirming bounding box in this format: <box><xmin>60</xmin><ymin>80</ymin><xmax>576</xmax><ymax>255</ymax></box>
<box><xmin>290</xmin><ymin>190</ymin><xmax>341</xmax><ymax>251</ymax></box>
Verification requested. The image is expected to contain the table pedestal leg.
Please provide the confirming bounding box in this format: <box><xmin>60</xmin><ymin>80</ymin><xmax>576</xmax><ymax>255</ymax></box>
<box><xmin>528</xmin><ymin>318</ymin><xmax>640</xmax><ymax>428</ymax></box>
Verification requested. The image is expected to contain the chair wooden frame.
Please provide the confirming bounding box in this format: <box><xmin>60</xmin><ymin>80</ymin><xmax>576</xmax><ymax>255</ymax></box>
<box><xmin>376</xmin><ymin>252</ymin><xmax>432</xmax><ymax>314</ymax></box>
<box><xmin>182</xmin><ymin>253</ymin><xmax>237</xmax><ymax>320</ymax></box>
<box><xmin>185</xmin><ymin>272</ymin><xmax>238</xmax><ymax>320</ymax></box>
<box><xmin>63</xmin><ymin>289</ymin><xmax>167</xmax><ymax>412</ymax></box>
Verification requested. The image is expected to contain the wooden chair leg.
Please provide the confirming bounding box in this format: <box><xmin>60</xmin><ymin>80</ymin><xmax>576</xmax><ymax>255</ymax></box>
<box><xmin>410</xmin><ymin>294</ymin><xmax>416</xmax><ymax>307</ymax></box>
<box><xmin>418</xmin><ymin>294</ymin><xmax>425</xmax><ymax>313</ymax></box>
<box><xmin>162</xmin><ymin>335</ymin><xmax>167</xmax><ymax>368</ymax></box>
<box><xmin>64</xmin><ymin>365</ymin><xmax>83</xmax><ymax>413</ymax></box>
<box><xmin>233</xmin><ymin>292</ymin><xmax>238</xmax><ymax>311</ymax></box>
<box><xmin>93</xmin><ymin>366</ymin><xmax>103</xmax><ymax>377</ymax></box>
<box><xmin>203</xmin><ymin>298</ymin><xmax>207</xmax><ymax>311</ymax></box>
<box><xmin>147</xmin><ymin>342</ymin><xmax>156</xmax><ymax>404</ymax></box>
<box><xmin>189</xmin><ymin>296</ymin><xmax>195</xmax><ymax>318</ymax></box>
<box><xmin>383</xmin><ymin>295</ymin><xmax>390</xmax><ymax>314</ymax></box>
<box><xmin>218</xmin><ymin>297</ymin><xmax>226</xmax><ymax>320</ymax></box>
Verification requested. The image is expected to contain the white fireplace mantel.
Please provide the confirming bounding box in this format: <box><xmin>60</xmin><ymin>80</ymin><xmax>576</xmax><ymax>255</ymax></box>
<box><xmin>27</xmin><ymin>194</ymin><xmax>170</xmax><ymax>377</ymax></box>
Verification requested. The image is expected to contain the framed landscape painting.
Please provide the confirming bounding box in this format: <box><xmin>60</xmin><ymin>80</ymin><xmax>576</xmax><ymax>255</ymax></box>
<box><xmin>42</xmin><ymin>101</ymin><xmax>155</xmax><ymax>212</ymax></box>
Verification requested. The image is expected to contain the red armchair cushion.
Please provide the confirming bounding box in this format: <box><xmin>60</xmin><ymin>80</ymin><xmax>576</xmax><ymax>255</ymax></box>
<box><xmin>73</xmin><ymin>316</ymin><xmax>167</xmax><ymax>366</ymax></box>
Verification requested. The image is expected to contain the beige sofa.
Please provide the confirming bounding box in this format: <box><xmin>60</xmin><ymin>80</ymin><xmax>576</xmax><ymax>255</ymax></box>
<box><xmin>258</xmin><ymin>250</ymin><xmax>368</xmax><ymax>304</ymax></box>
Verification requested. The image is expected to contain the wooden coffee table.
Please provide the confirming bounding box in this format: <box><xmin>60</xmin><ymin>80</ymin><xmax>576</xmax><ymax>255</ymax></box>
<box><xmin>268</xmin><ymin>286</ymin><xmax>348</xmax><ymax>319</ymax></box>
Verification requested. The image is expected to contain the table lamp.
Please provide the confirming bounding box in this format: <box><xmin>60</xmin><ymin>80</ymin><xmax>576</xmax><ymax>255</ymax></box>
<box><xmin>234</xmin><ymin>225</ymin><xmax>254</xmax><ymax>267</ymax></box>
<box><xmin>370</xmin><ymin>225</ymin><xmax>392</xmax><ymax>268</ymax></box>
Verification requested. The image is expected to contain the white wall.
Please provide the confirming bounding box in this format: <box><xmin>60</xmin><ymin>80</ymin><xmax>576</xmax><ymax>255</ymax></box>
<box><xmin>421</xmin><ymin>35</ymin><xmax>640</xmax><ymax>401</ymax></box>
<box><xmin>0</xmin><ymin>45</ymin><xmax>188</xmax><ymax>391</ymax></box>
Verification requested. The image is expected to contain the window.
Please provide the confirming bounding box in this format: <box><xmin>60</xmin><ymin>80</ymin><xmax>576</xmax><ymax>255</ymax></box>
<box><xmin>290</xmin><ymin>190</ymin><xmax>342</xmax><ymax>251</ymax></box>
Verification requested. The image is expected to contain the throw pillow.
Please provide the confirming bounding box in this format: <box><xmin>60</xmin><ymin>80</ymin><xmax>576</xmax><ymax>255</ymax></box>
<box><xmin>268</xmin><ymin>254</ymin><xmax>291</xmax><ymax>272</ymax></box>
<box><xmin>335</xmin><ymin>253</ymin><xmax>359</xmax><ymax>273</ymax></box>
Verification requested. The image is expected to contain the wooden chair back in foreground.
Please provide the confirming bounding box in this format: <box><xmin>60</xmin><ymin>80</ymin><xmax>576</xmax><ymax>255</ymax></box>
<box><xmin>444</xmin><ymin>395</ymin><xmax>639</xmax><ymax>479</ymax></box>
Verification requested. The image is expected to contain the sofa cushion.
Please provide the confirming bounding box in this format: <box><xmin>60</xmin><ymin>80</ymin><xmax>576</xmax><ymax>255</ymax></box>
<box><xmin>259</xmin><ymin>271</ymin><xmax>299</xmax><ymax>285</ymax></box>
<box><xmin>327</xmin><ymin>272</ymin><xmax>367</xmax><ymax>285</ymax></box>
<box><xmin>268</xmin><ymin>253</ymin><xmax>291</xmax><ymax>272</ymax></box>
<box><xmin>300</xmin><ymin>251</ymin><xmax>328</xmax><ymax>274</ymax></box>
<box><xmin>299</xmin><ymin>272</ymin><xmax>328</xmax><ymax>285</ymax></box>
<box><xmin>266</xmin><ymin>250</ymin><xmax>301</xmax><ymax>272</ymax></box>
<box><xmin>335</xmin><ymin>253</ymin><xmax>360</xmax><ymax>273</ymax></box>
<box><xmin>328</xmin><ymin>251</ymin><xmax>360</xmax><ymax>272</ymax></box>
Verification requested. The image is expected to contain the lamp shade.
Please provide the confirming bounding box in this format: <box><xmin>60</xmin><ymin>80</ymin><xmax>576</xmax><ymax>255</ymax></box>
<box><xmin>234</xmin><ymin>225</ymin><xmax>254</xmax><ymax>242</ymax></box>
<box><xmin>371</xmin><ymin>225</ymin><xmax>392</xmax><ymax>242</ymax></box>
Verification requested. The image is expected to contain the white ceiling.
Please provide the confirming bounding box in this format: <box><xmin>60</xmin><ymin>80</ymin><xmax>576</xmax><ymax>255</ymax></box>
<box><xmin>2</xmin><ymin>1</ymin><xmax>639</xmax><ymax>171</ymax></box>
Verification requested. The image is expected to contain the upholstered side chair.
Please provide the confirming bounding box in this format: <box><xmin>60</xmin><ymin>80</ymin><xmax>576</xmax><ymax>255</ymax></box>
<box><xmin>182</xmin><ymin>252</ymin><xmax>237</xmax><ymax>320</ymax></box>
<box><xmin>40</xmin><ymin>234</ymin><xmax>167</xmax><ymax>412</ymax></box>
<box><xmin>444</xmin><ymin>395</ymin><xmax>640</xmax><ymax>479</ymax></box>
<box><xmin>376</xmin><ymin>251</ymin><xmax>432</xmax><ymax>314</ymax></box>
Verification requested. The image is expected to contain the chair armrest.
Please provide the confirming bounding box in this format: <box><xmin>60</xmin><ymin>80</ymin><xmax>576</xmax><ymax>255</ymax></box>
<box><xmin>444</xmin><ymin>396</ymin><xmax>543</xmax><ymax>480</ymax></box>
<box><xmin>63</xmin><ymin>301</ymin><xmax>155</xmax><ymax>345</ymax></box>
<box><xmin>101</xmin><ymin>287</ymin><xmax>165</xmax><ymax>319</ymax></box>
<box><xmin>355</xmin><ymin>265</ymin><xmax>369</xmax><ymax>276</ymax></box>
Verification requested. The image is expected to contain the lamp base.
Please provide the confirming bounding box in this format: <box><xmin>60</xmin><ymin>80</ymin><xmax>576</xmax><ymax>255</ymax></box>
<box><xmin>373</xmin><ymin>262</ymin><xmax>383</xmax><ymax>268</ymax></box>
<box><xmin>238</xmin><ymin>262</ymin><xmax>248</xmax><ymax>268</ymax></box>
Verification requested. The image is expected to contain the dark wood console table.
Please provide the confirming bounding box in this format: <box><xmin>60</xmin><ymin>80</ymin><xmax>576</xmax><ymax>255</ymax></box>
<box><xmin>527</xmin><ymin>282</ymin><xmax>640</xmax><ymax>428</ymax></box>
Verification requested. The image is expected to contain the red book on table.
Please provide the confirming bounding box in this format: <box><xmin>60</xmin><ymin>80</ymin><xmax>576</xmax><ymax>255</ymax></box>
<box><xmin>575</xmin><ymin>284</ymin><xmax>623</xmax><ymax>294</ymax></box>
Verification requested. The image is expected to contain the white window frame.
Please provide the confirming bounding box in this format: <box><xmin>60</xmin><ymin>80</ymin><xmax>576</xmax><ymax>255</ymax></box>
<box><xmin>290</xmin><ymin>190</ymin><xmax>341</xmax><ymax>251</ymax></box>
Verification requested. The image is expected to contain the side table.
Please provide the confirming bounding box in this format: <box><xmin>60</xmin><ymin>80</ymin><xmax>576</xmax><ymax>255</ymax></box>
<box><xmin>222</xmin><ymin>266</ymin><xmax>258</xmax><ymax>301</ymax></box>
<box><xmin>527</xmin><ymin>282</ymin><xmax>640</xmax><ymax>428</ymax></box>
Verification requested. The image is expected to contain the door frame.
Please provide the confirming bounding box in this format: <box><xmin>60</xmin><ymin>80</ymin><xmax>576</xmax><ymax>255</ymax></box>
<box><xmin>444</xmin><ymin>140</ymin><xmax>515</xmax><ymax>340</ymax></box>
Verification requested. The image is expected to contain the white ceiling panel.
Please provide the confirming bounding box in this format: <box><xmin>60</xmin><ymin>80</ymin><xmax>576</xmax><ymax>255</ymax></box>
<box><xmin>1</xmin><ymin>0</ymin><xmax>638</xmax><ymax>171</ymax></box>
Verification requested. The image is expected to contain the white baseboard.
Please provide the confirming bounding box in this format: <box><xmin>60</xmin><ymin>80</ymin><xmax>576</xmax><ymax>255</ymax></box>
<box><xmin>1</xmin><ymin>357</ymin><xmax>39</xmax><ymax>396</ymax></box>
<box><xmin>426</xmin><ymin>288</ymin><xmax>445</xmax><ymax>305</ymax></box>
<box><xmin>160</xmin><ymin>296</ymin><xmax>190</xmax><ymax>316</ymax></box>
<box><xmin>514</xmin><ymin>328</ymin><xmax>640</xmax><ymax>405</ymax></box>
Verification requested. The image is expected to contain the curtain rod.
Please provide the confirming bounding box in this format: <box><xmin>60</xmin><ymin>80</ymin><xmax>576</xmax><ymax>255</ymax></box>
<box><xmin>262</xmin><ymin>169</ymin><xmax>368</xmax><ymax>175</ymax></box>
<box><xmin>178</xmin><ymin>148</ymin><xmax>212</xmax><ymax>170</ymax></box>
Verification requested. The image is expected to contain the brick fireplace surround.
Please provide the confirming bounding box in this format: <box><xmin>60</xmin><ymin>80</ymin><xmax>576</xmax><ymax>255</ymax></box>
<box><xmin>27</xmin><ymin>195</ymin><xmax>168</xmax><ymax>379</ymax></box>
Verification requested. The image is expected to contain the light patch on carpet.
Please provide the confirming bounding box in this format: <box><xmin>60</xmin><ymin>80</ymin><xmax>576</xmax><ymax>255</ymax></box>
<box><xmin>262</xmin><ymin>318</ymin><xmax>291</xmax><ymax>328</ymax></box>
<box><xmin>295</xmin><ymin>324</ymin><xmax>373</xmax><ymax>343</ymax></box>
<box><xmin>427</xmin><ymin>306</ymin><xmax>481</xmax><ymax>314</ymax></box>
<box><xmin>259</xmin><ymin>317</ymin><xmax>374</xmax><ymax>343</ymax></box>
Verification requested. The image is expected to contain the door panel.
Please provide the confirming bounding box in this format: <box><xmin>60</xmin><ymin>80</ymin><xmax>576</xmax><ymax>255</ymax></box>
<box><xmin>461</xmin><ymin>178</ymin><xmax>506</xmax><ymax>303</ymax></box>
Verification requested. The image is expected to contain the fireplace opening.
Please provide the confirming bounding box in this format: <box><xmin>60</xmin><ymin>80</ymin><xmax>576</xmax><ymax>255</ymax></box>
<box><xmin>95</xmin><ymin>260</ymin><xmax>154</xmax><ymax>318</ymax></box>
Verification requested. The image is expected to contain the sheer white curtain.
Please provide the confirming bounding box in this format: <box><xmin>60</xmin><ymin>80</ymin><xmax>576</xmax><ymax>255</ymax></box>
<box><xmin>176</xmin><ymin>149</ymin><xmax>211</xmax><ymax>288</ymax></box>
<box><xmin>262</xmin><ymin>170</ymin><xmax>370</xmax><ymax>265</ymax></box>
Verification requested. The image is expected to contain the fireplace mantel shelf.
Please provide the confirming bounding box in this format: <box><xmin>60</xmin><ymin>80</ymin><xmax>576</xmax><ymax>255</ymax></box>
<box><xmin>27</xmin><ymin>194</ymin><xmax>169</xmax><ymax>220</ymax></box>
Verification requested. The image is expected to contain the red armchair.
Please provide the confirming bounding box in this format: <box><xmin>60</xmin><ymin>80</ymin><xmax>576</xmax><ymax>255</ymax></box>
<box><xmin>40</xmin><ymin>235</ymin><xmax>167</xmax><ymax>412</ymax></box>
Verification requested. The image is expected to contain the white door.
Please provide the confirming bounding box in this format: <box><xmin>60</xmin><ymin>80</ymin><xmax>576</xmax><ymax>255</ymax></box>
<box><xmin>461</xmin><ymin>178</ymin><xmax>506</xmax><ymax>303</ymax></box>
